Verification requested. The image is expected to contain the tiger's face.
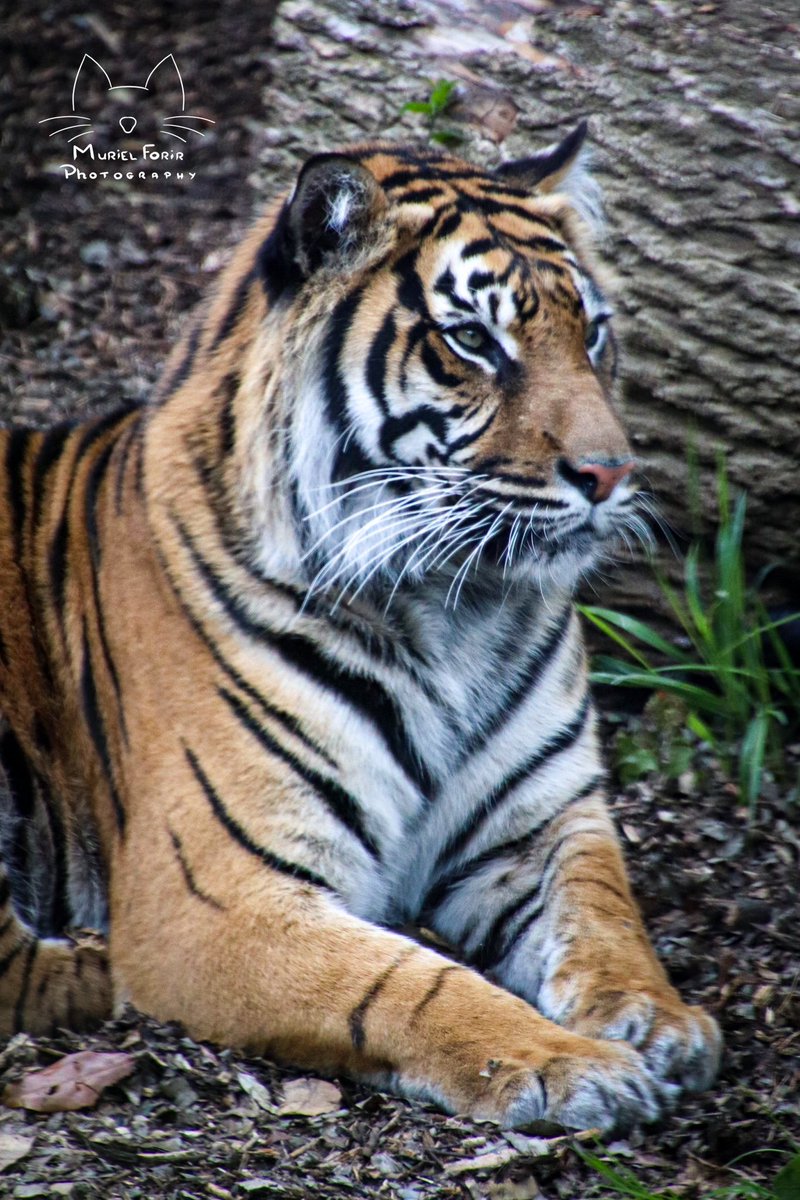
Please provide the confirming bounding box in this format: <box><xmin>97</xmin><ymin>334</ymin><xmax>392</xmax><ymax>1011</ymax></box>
<box><xmin>256</xmin><ymin>129</ymin><xmax>642</xmax><ymax>602</ymax></box>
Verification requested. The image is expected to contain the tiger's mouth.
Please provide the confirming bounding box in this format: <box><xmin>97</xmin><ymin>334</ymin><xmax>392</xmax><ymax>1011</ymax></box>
<box><xmin>444</xmin><ymin>506</ymin><xmax>606</xmax><ymax>574</ymax></box>
<box><xmin>302</xmin><ymin>466</ymin><xmax>642</xmax><ymax>605</ymax></box>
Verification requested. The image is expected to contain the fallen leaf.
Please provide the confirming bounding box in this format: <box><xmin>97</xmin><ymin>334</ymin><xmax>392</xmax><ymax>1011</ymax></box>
<box><xmin>2</xmin><ymin>1050</ymin><xmax>135</xmax><ymax>1113</ymax></box>
<box><xmin>276</xmin><ymin>1077</ymin><xmax>342</xmax><ymax>1117</ymax></box>
<box><xmin>237</xmin><ymin>1070</ymin><xmax>275</xmax><ymax>1111</ymax></box>
<box><xmin>0</xmin><ymin>1131</ymin><xmax>34</xmax><ymax>1172</ymax></box>
<box><xmin>446</xmin><ymin>1146</ymin><xmax>518</xmax><ymax>1174</ymax></box>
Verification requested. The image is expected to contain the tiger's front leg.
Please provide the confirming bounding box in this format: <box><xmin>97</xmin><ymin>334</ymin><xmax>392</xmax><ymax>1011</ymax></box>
<box><xmin>425</xmin><ymin>786</ymin><xmax>721</xmax><ymax>1096</ymax></box>
<box><xmin>110</xmin><ymin>818</ymin><xmax>674</xmax><ymax>1132</ymax></box>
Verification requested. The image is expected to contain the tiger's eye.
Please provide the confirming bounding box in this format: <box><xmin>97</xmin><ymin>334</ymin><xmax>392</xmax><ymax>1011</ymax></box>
<box><xmin>585</xmin><ymin>319</ymin><xmax>601</xmax><ymax>350</ymax></box>
<box><xmin>453</xmin><ymin>325</ymin><xmax>489</xmax><ymax>352</ymax></box>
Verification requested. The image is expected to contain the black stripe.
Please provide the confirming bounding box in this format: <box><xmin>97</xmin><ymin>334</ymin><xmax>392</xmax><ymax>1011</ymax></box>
<box><xmin>184</xmin><ymin>746</ymin><xmax>332</xmax><ymax>891</ymax></box>
<box><xmin>268</xmin><ymin>628</ymin><xmax>433</xmax><ymax>794</ymax></box>
<box><xmin>444</xmin><ymin>405</ymin><xmax>499</xmax><ymax>457</ymax></box>
<box><xmin>381</xmin><ymin>168</ymin><xmax>474</xmax><ymax>190</ymax></box>
<box><xmin>365</xmin><ymin>310</ymin><xmax>396</xmax><ymax>417</ymax></box>
<box><xmin>217</xmin><ymin>372</ymin><xmax>238</xmax><ymax>456</ymax></box>
<box><xmin>49</xmin><ymin>407</ymin><xmax>134</xmax><ymax>634</ymax></box>
<box><xmin>433</xmin><ymin>695</ymin><xmax>592</xmax><ymax>874</ymax></box>
<box><xmin>13</xmin><ymin>940</ymin><xmax>37</xmax><ymax>1033</ymax></box>
<box><xmin>422</xmin><ymin>772</ymin><xmax>604</xmax><ymax>921</ymax></box>
<box><xmin>379</xmin><ymin>403</ymin><xmax>449</xmax><ymax>461</ymax></box>
<box><xmin>477</xmin><ymin>194</ymin><xmax>569</xmax><ymax>235</ymax></box>
<box><xmin>112</xmin><ymin>420</ymin><xmax>137</xmax><ymax>513</ymax></box>
<box><xmin>432</xmin><ymin>267</ymin><xmax>473</xmax><ymax>314</ymax></box>
<box><xmin>173</xmin><ymin>518</ymin><xmax>431</xmax><ymax>796</ymax></box>
<box><xmin>49</xmin><ymin>516</ymin><xmax>69</xmax><ymax>629</ymax></box>
<box><xmin>477</xmin><ymin>470</ymin><xmax>552</xmax><ymax>492</ymax></box>
<box><xmin>395</xmin><ymin>185</ymin><xmax>447</xmax><ymax>205</ymax></box>
<box><xmin>218</xmin><ymin>685</ymin><xmax>380</xmax><ymax>860</ymax></box>
<box><xmin>533</xmin><ymin>258</ymin><xmax>566</xmax><ymax>277</ymax></box>
<box><xmin>427</xmin><ymin>209</ymin><xmax>462</xmax><ymax>241</ymax></box>
<box><xmin>0</xmin><ymin>875</ymin><xmax>10</xmax><ymax>907</ymax></box>
<box><xmin>209</xmin><ymin>268</ymin><xmax>256</xmax><ymax>350</ymax></box>
<box><xmin>399</xmin><ymin>321</ymin><xmax>429</xmax><ymax>390</ymax></box>
<box><xmin>473</xmin><ymin>779</ymin><xmax>604</xmax><ymax>970</ymax></box>
<box><xmin>85</xmin><ymin>438</ymin><xmax>128</xmax><ymax>739</ymax></box>
<box><xmin>321</xmin><ymin>288</ymin><xmax>363</xmax><ymax>435</ymax></box>
<box><xmin>31</xmin><ymin>422</ymin><xmax>74</xmax><ymax>529</ymax></box>
<box><xmin>168</xmin><ymin>827</ymin><xmax>225</xmax><ymax>910</ymax></box>
<box><xmin>421</xmin><ymin>341</ymin><xmax>463</xmax><ymax>389</ymax></box>
<box><xmin>348</xmin><ymin>947</ymin><xmax>414</xmax><ymax>1051</ymax></box>
<box><xmin>560</xmin><ymin>875</ymin><xmax>629</xmax><ymax>905</ymax></box>
<box><xmin>394</xmin><ymin>250</ymin><xmax>428</xmax><ymax>317</ymax></box>
<box><xmin>160</xmin><ymin>322</ymin><xmax>202</xmax><ymax>397</ymax></box>
<box><xmin>463</xmin><ymin>608</ymin><xmax>571</xmax><ymax>757</ymax></box>
<box><xmin>80</xmin><ymin>624</ymin><xmax>126</xmax><ymax>834</ymax></box>
<box><xmin>467</xmin><ymin>270</ymin><xmax>495</xmax><ymax>292</ymax></box>
<box><xmin>411</xmin><ymin>964</ymin><xmax>460</xmax><ymax>1021</ymax></box>
<box><xmin>462</xmin><ymin>238</ymin><xmax>496</xmax><ymax>258</ymax></box>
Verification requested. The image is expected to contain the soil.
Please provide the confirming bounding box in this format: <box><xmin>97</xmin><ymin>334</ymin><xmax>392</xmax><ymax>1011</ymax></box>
<box><xmin>1</xmin><ymin>2</ymin><xmax>798</xmax><ymax>1198</ymax></box>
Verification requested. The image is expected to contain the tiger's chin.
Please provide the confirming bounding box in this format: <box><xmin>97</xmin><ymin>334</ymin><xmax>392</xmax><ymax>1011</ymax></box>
<box><xmin>355</xmin><ymin>527</ymin><xmax>619</xmax><ymax>609</ymax></box>
<box><xmin>441</xmin><ymin>524</ymin><xmax>620</xmax><ymax>599</ymax></box>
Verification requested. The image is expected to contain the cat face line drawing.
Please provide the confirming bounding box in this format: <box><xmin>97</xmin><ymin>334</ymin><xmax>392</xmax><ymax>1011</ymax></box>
<box><xmin>40</xmin><ymin>54</ymin><xmax>214</xmax><ymax>144</ymax></box>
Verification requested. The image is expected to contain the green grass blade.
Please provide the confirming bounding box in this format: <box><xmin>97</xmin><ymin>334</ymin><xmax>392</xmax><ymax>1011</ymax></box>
<box><xmin>774</xmin><ymin>1152</ymin><xmax>800</xmax><ymax>1200</ymax></box>
<box><xmin>579</xmin><ymin>606</ymin><xmax>688</xmax><ymax>664</ymax></box>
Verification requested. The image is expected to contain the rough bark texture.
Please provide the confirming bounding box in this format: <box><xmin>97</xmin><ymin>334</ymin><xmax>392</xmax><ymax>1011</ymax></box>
<box><xmin>2</xmin><ymin>0</ymin><xmax>799</xmax><ymax>610</ymax></box>
<box><xmin>254</xmin><ymin>0</ymin><xmax>800</xmax><ymax>608</ymax></box>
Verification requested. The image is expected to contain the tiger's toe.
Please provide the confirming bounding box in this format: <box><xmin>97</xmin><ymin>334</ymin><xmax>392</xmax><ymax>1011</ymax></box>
<box><xmin>564</xmin><ymin>989</ymin><xmax>722</xmax><ymax>1095</ymax></box>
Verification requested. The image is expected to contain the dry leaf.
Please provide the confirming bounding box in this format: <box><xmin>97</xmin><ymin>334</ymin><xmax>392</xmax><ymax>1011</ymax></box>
<box><xmin>237</xmin><ymin>1070</ymin><xmax>274</xmax><ymax>1111</ymax></box>
<box><xmin>0</xmin><ymin>1132</ymin><xmax>34</xmax><ymax>1172</ymax></box>
<box><xmin>446</xmin><ymin>1146</ymin><xmax>519</xmax><ymax>1174</ymax></box>
<box><xmin>276</xmin><ymin>1077</ymin><xmax>342</xmax><ymax>1116</ymax></box>
<box><xmin>2</xmin><ymin>1050</ymin><xmax>135</xmax><ymax>1113</ymax></box>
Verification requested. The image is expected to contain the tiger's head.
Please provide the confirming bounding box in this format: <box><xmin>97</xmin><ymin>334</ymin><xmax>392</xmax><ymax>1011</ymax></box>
<box><xmin>201</xmin><ymin>125</ymin><xmax>643</xmax><ymax>605</ymax></box>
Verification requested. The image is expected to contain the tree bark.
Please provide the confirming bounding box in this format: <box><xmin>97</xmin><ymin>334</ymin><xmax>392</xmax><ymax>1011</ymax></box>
<box><xmin>256</xmin><ymin>0</ymin><xmax>800</xmax><ymax>608</ymax></box>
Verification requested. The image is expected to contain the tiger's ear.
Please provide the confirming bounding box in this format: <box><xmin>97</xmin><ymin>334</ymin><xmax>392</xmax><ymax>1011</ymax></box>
<box><xmin>260</xmin><ymin>154</ymin><xmax>386</xmax><ymax>297</ymax></box>
<box><xmin>494</xmin><ymin>120</ymin><xmax>600</xmax><ymax>228</ymax></box>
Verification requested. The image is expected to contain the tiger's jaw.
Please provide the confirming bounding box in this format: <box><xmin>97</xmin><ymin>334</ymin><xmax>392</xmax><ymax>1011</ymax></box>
<box><xmin>297</xmin><ymin>459</ymin><xmax>641</xmax><ymax>609</ymax></box>
<box><xmin>431</xmin><ymin>477</ymin><xmax>640</xmax><ymax>598</ymax></box>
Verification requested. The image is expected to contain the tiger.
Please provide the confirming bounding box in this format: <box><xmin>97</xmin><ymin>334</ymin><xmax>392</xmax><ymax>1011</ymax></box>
<box><xmin>0</xmin><ymin>122</ymin><xmax>721</xmax><ymax>1131</ymax></box>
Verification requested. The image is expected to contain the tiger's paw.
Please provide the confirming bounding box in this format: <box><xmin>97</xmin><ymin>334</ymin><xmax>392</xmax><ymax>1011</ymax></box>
<box><xmin>545</xmin><ymin>985</ymin><xmax>722</xmax><ymax>1094</ymax></box>
<box><xmin>466</xmin><ymin>1037</ymin><xmax>678</xmax><ymax>1132</ymax></box>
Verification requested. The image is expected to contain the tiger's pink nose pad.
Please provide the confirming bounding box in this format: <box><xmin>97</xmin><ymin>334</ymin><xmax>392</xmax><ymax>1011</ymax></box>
<box><xmin>577</xmin><ymin>460</ymin><xmax>635</xmax><ymax>503</ymax></box>
<box><xmin>119</xmin><ymin>116</ymin><xmax>137</xmax><ymax>134</ymax></box>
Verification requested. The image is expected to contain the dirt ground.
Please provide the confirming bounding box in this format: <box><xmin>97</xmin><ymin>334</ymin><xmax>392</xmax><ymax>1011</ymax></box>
<box><xmin>1</xmin><ymin>2</ymin><xmax>798</xmax><ymax>1197</ymax></box>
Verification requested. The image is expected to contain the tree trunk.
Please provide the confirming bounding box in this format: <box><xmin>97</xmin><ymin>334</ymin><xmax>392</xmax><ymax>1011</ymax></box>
<box><xmin>258</xmin><ymin>0</ymin><xmax>800</xmax><ymax>610</ymax></box>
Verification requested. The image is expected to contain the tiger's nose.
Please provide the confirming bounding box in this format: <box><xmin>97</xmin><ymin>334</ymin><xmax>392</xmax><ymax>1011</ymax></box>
<box><xmin>119</xmin><ymin>116</ymin><xmax>137</xmax><ymax>134</ymax></box>
<box><xmin>559</xmin><ymin>458</ymin><xmax>635</xmax><ymax>503</ymax></box>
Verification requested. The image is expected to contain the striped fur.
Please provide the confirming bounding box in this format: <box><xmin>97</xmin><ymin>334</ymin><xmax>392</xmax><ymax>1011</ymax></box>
<box><xmin>0</xmin><ymin>128</ymin><xmax>720</xmax><ymax>1129</ymax></box>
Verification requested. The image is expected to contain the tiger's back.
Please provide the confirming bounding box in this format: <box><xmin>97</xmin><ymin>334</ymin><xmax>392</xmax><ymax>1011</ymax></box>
<box><xmin>0</xmin><ymin>130</ymin><xmax>721</xmax><ymax>1129</ymax></box>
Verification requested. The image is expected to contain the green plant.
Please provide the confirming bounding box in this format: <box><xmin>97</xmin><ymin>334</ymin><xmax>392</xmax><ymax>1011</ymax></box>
<box><xmin>579</xmin><ymin>461</ymin><xmax>800</xmax><ymax>808</ymax></box>
<box><xmin>402</xmin><ymin>79</ymin><xmax>463</xmax><ymax>145</ymax></box>
<box><xmin>578</xmin><ymin>1145</ymin><xmax>800</xmax><ymax>1199</ymax></box>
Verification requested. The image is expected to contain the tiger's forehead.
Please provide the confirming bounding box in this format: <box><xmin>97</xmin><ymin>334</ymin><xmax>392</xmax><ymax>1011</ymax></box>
<box><xmin>414</xmin><ymin>211</ymin><xmax>586</xmax><ymax>333</ymax></box>
<box><xmin>355</xmin><ymin>145</ymin><xmax>606</xmax><ymax>329</ymax></box>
